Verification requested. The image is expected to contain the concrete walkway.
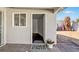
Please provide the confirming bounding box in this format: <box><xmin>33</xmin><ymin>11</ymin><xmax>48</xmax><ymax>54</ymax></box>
<box><xmin>56</xmin><ymin>34</ymin><xmax>79</xmax><ymax>52</ymax></box>
<box><xmin>0</xmin><ymin>44</ymin><xmax>31</xmax><ymax>52</ymax></box>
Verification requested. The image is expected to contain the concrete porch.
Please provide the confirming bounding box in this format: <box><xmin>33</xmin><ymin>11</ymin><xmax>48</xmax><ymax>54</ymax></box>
<box><xmin>0</xmin><ymin>33</ymin><xmax>79</xmax><ymax>52</ymax></box>
<box><xmin>0</xmin><ymin>31</ymin><xmax>79</xmax><ymax>52</ymax></box>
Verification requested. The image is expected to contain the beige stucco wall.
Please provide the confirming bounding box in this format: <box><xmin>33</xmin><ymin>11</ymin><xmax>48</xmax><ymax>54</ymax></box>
<box><xmin>4</xmin><ymin>8</ymin><xmax>56</xmax><ymax>44</ymax></box>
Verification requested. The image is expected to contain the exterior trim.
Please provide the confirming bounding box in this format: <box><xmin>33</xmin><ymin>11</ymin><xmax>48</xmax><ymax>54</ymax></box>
<box><xmin>12</xmin><ymin>12</ymin><xmax>27</xmax><ymax>28</ymax></box>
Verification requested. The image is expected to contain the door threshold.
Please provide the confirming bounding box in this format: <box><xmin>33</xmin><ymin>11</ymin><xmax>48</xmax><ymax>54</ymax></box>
<box><xmin>32</xmin><ymin>43</ymin><xmax>45</xmax><ymax>45</ymax></box>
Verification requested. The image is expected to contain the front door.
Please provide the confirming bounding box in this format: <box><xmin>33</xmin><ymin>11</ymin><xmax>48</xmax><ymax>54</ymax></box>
<box><xmin>32</xmin><ymin>14</ymin><xmax>45</xmax><ymax>43</ymax></box>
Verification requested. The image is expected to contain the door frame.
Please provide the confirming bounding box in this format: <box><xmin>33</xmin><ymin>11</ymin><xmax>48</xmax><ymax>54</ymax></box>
<box><xmin>0</xmin><ymin>11</ymin><xmax>5</xmax><ymax>47</ymax></box>
<box><xmin>31</xmin><ymin>13</ymin><xmax>46</xmax><ymax>44</ymax></box>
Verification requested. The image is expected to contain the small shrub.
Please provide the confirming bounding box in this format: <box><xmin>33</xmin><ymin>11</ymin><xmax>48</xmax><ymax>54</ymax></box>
<box><xmin>47</xmin><ymin>40</ymin><xmax>54</xmax><ymax>44</ymax></box>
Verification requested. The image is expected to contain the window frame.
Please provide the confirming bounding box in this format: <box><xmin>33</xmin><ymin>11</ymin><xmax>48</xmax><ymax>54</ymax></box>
<box><xmin>12</xmin><ymin>12</ymin><xmax>27</xmax><ymax>27</ymax></box>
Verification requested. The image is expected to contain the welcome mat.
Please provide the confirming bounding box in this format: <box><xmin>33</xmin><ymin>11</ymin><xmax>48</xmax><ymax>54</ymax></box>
<box><xmin>31</xmin><ymin>44</ymin><xmax>48</xmax><ymax>52</ymax></box>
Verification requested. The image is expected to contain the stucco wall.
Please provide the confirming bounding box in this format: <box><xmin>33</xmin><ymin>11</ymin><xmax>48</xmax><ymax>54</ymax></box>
<box><xmin>45</xmin><ymin>13</ymin><xmax>56</xmax><ymax>43</ymax></box>
<box><xmin>5</xmin><ymin>8</ymin><xmax>56</xmax><ymax>44</ymax></box>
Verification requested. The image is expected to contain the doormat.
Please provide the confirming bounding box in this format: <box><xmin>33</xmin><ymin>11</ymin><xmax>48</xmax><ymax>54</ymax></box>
<box><xmin>31</xmin><ymin>44</ymin><xmax>48</xmax><ymax>52</ymax></box>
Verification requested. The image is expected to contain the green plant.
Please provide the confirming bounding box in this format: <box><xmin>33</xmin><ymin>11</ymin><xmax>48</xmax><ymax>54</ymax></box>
<box><xmin>77</xmin><ymin>18</ymin><xmax>79</xmax><ymax>23</ymax></box>
<box><xmin>47</xmin><ymin>40</ymin><xmax>54</xmax><ymax>44</ymax></box>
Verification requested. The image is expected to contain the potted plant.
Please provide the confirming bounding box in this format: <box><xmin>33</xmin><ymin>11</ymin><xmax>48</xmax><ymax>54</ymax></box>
<box><xmin>46</xmin><ymin>39</ymin><xmax>54</xmax><ymax>48</ymax></box>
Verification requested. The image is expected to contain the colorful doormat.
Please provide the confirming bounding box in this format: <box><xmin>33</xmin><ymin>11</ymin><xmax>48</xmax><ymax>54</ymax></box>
<box><xmin>31</xmin><ymin>44</ymin><xmax>48</xmax><ymax>52</ymax></box>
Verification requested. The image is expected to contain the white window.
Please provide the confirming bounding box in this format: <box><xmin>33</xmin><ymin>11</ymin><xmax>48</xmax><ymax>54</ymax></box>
<box><xmin>13</xmin><ymin>13</ymin><xmax>26</xmax><ymax>26</ymax></box>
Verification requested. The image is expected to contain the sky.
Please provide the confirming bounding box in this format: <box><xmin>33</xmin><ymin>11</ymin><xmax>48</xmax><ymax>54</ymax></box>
<box><xmin>56</xmin><ymin>7</ymin><xmax>79</xmax><ymax>21</ymax></box>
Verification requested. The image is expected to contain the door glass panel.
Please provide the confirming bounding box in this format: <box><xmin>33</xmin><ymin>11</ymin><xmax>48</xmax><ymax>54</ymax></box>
<box><xmin>20</xmin><ymin>14</ymin><xmax>26</xmax><ymax>26</ymax></box>
<box><xmin>14</xmin><ymin>14</ymin><xmax>19</xmax><ymax>26</ymax></box>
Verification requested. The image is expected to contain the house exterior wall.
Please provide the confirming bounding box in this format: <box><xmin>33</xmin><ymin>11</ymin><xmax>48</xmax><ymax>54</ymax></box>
<box><xmin>4</xmin><ymin>8</ymin><xmax>56</xmax><ymax>44</ymax></box>
<box><xmin>46</xmin><ymin>13</ymin><xmax>56</xmax><ymax>43</ymax></box>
